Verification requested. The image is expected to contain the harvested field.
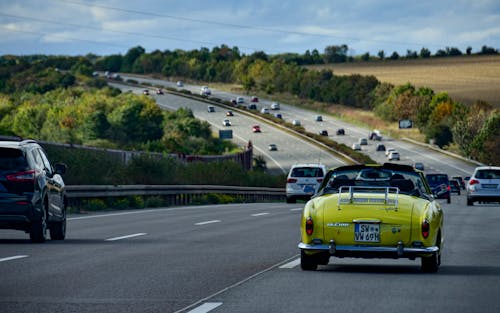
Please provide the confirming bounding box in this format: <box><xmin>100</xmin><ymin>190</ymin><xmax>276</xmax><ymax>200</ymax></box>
<box><xmin>308</xmin><ymin>55</ymin><xmax>500</xmax><ymax>107</ymax></box>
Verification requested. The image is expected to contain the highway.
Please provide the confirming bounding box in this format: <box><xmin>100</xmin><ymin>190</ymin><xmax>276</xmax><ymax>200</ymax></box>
<box><xmin>1</xmin><ymin>195</ymin><xmax>499</xmax><ymax>313</ymax></box>
<box><xmin>112</xmin><ymin>75</ymin><xmax>479</xmax><ymax>177</ymax></box>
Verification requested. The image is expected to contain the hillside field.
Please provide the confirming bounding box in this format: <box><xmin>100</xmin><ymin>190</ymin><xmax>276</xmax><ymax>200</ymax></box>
<box><xmin>308</xmin><ymin>55</ymin><xmax>500</xmax><ymax>107</ymax></box>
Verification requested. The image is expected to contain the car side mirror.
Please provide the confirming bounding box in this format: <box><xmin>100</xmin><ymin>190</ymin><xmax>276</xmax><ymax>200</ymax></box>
<box><xmin>54</xmin><ymin>163</ymin><xmax>67</xmax><ymax>175</ymax></box>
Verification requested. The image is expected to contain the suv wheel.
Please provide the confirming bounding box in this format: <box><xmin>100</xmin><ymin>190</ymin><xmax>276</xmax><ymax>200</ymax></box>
<box><xmin>30</xmin><ymin>206</ymin><xmax>47</xmax><ymax>243</ymax></box>
<box><xmin>50</xmin><ymin>206</ymin><xmax>66</xmax><ymax>240</ymax></box>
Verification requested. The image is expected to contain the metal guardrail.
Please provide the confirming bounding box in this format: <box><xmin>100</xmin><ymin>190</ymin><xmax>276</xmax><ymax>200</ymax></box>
<box><xmin>66</xmin><ymin>185</ymin><xmax>286</xmax><ymax>207</ymax></box>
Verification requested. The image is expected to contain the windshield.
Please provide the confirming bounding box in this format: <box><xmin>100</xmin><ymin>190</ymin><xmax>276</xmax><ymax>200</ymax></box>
<box><xmin>318</xmin><ymin>167</ymin><xmax>430</xmax><ymax>199</ymax></box>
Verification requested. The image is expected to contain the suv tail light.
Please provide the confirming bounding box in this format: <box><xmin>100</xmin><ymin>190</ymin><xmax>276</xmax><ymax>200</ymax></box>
<box><xmin>468</xmin><ymin>179</ymin><xmax>479</xmax><ymax>186</ymax></box>
<box><xmin>422</xmin><ymin>219</ymin><xmax>430</xmax><ymax>239</ymax></box>
<box><xmin>6</xmin><ymin>170</ymin><xmax>35</xmax><ymax>182</ymax></box>
<box><xmin>287</xmin><ymin>178</ymin><xmax>297</xmax><ymax>183</ymax></box>
<box><xmin>305</xmin><ymin>217</ymin><xmax>314</xmax><ymax>235</ymax></box>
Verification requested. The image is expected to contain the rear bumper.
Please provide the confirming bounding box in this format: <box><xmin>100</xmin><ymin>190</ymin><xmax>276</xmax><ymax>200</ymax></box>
<box><xmin>0</xmin><ymin>200</ymin><xmax>36</xmax><ymax>231</ymax></box>
<box><xmin>298</xmin><ymin>241</ymin><xmax>439</xmax><ymax>258</ymax></box>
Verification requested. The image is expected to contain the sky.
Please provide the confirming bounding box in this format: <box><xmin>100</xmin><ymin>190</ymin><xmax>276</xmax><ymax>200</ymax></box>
<box><xmin>1</xmin><ymin>0</ymin><xmax>499</xmax><ymax>57</ymax></box>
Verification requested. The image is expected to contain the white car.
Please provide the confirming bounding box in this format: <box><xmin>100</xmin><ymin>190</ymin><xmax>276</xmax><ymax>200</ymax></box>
<box><xmin>292</xmin><ymin>119</ymin><xmax>301</xmax><ymax>126</ymax></box>
<box><xmin>200</xmin><ymin>86</ymin><xmax>211</xmax><ymax>96</ymax></box>
<box><xmin>388</xmin><ymin>151</ymin><xmax>400</xmax><ymax>161</ymax></box>
<box><xmin>236</xmin><ymin>96</ymin><xmax>245</xmax><ymax>104</ymax></box>
<box><xmin>176</xmin><ymin>81</ymin><xmax>184</xmax><ymax>87</ymax></box>
<box><xmin>271</xmin><ymin>102</ymin><xmax>280</xmax><ymax>110</ymax></box>
<box><xmin>222</xmin><ymin>119</ymin><xmax>231</xmax><ymax>127</ymax></box>
<box><xmin>286</xmin><ymin>164</ymin><xmax>326</xmax><ymax>203</ymax></box>
<box><xmin>467</xmin><ymin>166</ymin><xmax>500</xmax><ymax>206</ymax></box>
<box><xmin>260</xmin><ymin>108</ymin><xmax>270</xmax><ymax>114</ymax></box>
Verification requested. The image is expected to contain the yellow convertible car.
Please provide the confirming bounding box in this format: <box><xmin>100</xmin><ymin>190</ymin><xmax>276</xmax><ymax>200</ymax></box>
<box><xmin>298</xmin><ymin>163</ymin><xmax>444</xmax><ymax>272</ymax></box>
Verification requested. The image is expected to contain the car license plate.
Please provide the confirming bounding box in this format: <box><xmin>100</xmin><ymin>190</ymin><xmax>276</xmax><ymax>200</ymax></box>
<box><xmin>354</xmin><ymin>223</ymin><xmax>380</xmax><ymax>242</ymax></box>
<box><xmin>302</xmin><ymin>184</ymin><xmax>315</xmax><ymax>193</ymax></box>
<box><xmin>482</xmin><ymin>184</ymin><xmax>497</xmax><ymax>189</ymax></box>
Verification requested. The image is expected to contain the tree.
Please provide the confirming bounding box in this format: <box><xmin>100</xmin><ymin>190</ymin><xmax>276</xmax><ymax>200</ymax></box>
<box><xmin>389</xmin><ymin>51</ymin><xmax>399</xmax><ymax>60</ymax></box>
<box><xmin>323</xmin><ymin>44</ymin><xmax>349</xmax><ymax>63</ymax></box>
<box><xmin>361</xmin><ymin>52</ymin><xmax>370</xmax><ymax>61</ymax></box>
<box><xmin>420</xmin><ymin>47</ymin><xmax>431</xmax><ymax>58</ymax></box>
<box><xmin>122</xmin><ymin>46</ymin><xmax>145</xmax><ymax>72</ymax></box>
<box><xmin>377</xmin><ymin>50</ymin><xmax>385</xmax><ymax>60</ymax></box>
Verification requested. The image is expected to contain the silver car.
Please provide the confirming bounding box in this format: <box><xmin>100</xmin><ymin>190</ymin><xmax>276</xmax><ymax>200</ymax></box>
<box><xmin>467</xmin><ymin>166</ymin><xmax>500</xmax><ymax>206</ymax></box>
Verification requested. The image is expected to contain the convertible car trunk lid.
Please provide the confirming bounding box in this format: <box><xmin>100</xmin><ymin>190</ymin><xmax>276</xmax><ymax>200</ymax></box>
<box><xmin>321</xmin><ymin>192</ymin><xmax>414</xmax><ymax>246</ymax></box>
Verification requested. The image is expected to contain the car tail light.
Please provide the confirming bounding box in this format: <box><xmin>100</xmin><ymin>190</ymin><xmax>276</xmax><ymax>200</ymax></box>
<box><xmin>317</xmin><ymin>178</ymin><xmax>323</xmax><ymax>183</ymax></box>
<box><xmin>305</xmin><ymin>217</ymin><xmax>314</xmax><ymax>235</ymax></box>
<box><xmin>6</xmin><ymin>170</ymin><xmax>35</xmax><ymax>182</ymax></box>
<box><xmin>287</xmin><ymin>178</ymin><xmax>297</xmax><ymax>183</ymax></box>
<box><xmin>422</xmin><ymin>219</ymin><xmax>430</xmax><ymax>239</ymax></box>
<box><xmin>468</xmin><ymin>179</ymin><xmax>479</xmax><ymax>186</ymax></box>
<box><xmin>447</xmin><ymin>185</ymin><xmax>451</xmax><ymax>191</ymax></box>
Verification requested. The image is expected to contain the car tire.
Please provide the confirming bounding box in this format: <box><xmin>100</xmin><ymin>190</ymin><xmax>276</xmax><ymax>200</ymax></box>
<box><xmin>447</xmin><ymin>196</ymin><xmax>451</xmax><ymax>204</ymax></box>
<box><xmin>421</xmin><ymin>235</ymin><xmax>441</xmax><ymax>273</ymax></box>
<box><xmin>467</xmin><ymin>198</ymin><xmax>474</xmax><ymax>206</ymax></box>
<box><xmin>30</xmin><ymin>206</ymin><xmax>47</xmax><ymax>243</ymax></box>
<box><xmin>50</xmin><ymin>207</ymin><xmax>66</xmax><ymax>240</ymax></box>
<box><xmin>457</xmin><ymin>190</ymin><xmax>461</xmax><ymax>196</ymax></box>
<box><xmin>286</xmin><ymin>196</ymin><xmax>296</xmax><ymax>204</ymax></box>
<box><xmin>300</xmin><ymin>250</ymin><xmax>318</xmax><ymax>271</ymax></box>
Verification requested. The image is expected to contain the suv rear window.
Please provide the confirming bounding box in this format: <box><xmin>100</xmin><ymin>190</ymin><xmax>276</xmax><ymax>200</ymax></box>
<box><xmin>426</xmin><ymin>174</ymin><xmax>449</xmax><ymax>186</ymax></box>
<box><xmin>291</xmin><ymin>167</ymin><xmax>324</xmax><ymax>178</ymax></box>
<box><xmin>476</xmin><ymin>169</ymin><xmax>500</xmax><ymax>179</ymax></box>
<box><xmin>0</xmin><ymin>148</ymin><xmax>29</xmax><ymax>171</ymax></box>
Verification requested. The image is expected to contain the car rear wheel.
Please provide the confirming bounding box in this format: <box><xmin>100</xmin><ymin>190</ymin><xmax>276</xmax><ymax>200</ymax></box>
<box><xmin>447</xmin><ymin>196</ymin><xmax>451</xmax><ymax>204</ymax></box>
<box><xmin>50</xmin><ymin>206</ymin><xmax>66</xmax><ymax>240</ymax></box>
<box><xmin>30</xmin><ymin>206</ymin><xmax>47</xmax><ymax>243</ymax></box>
<box><xmin>467</xmin><ymin>198</ymin><xmax>474</xmax><ymax>206</ymax></box>
<box><xmin>286</xmin><ymin>196</ymin><xmax>296</xmax><ymax>204</ymax></box>
<box><xmin>300</xmin><ymin>250</ymin><xmax>318</xmax><ymax>271</ymax></box>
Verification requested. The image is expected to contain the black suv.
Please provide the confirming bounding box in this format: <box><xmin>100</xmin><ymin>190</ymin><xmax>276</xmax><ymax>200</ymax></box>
<box><xmin>0</xmin><ymin>137</ymin><xmax>67</xmax><ymax>242</ymax></box>
<box><xmin>425</xmin><ymin>173</ymin><xmax>451</xmax><ymax>204</ymax></box>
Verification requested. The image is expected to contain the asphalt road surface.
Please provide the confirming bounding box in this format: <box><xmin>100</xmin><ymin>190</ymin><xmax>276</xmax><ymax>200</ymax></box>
<box><xmin>1</xmin><ymin>194</ymin><xmax>499</xmax><ymax>313</ymax></box>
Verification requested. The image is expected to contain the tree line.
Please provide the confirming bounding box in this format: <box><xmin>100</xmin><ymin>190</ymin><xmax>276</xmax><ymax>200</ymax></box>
<box><xmin>0</xmin><ymin>57</ymin><xmax>236</xmax><ymax>156</ymax></box>
<box><xmin>1</xmin><ymin>43</ymin><xmax>498</xmax><ymax>165</ymax></box>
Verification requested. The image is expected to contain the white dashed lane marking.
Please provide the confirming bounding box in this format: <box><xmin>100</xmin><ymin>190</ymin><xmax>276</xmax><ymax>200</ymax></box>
<box><xmin>251</xmin><ymin>213</ymin><xmax>269</xmax><ymax>217</ymax></box>
<box><xmin>187</xmin><ymin>302</ymin><xmax>223</xmax><ymax>313</ymax></box>
<box><xmin>195</xmin><ymin>220</ymin><xmax>221</xmax><ymax>226</ymax></box>
<box><xmin>0</xmin><ymin>255</ymin><xmax>29</xmax><ymax>262</ymax></box>
<box><xmin>105</xmin><ymin>233</ymin><xmax>147</xmax><ymax>241</ymax></box>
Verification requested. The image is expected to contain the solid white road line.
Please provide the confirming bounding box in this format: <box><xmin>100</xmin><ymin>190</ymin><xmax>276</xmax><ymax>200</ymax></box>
<box><xmin>290</xmin><ymin>208</ymin><xmax>302</xmax><ymax>211</ymax></box>
<box><xmin>0</xmin><ymin>255</ymin><xmax>29</xmax><ymax>262</ymax></box>
<box><xmin>251</xmin><ymin>212</ymin><xmax>269</xmax><ymax>217</ymax></box>
<box><xmin>105</xmin><ymin>233</ymin><xmax>147</xmax><ymax>241</ymax></box>
<box><xmin>279</xmin><ymin>258</ymin><xmax>301</xmax><ymax>269</ymax></box>
<box><xmin>195</xmin><ymin>220</ymin><xmax>221</xmax><ymax>226</ymax></box>
<box><xmin>187</xmin><ymin>302</ymin><xmax>223</xmax><ymax>313</ymax></box>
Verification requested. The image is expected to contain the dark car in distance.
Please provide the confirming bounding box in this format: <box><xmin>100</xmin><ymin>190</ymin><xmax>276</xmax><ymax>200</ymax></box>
<box><xmin>425</xmin><ymin>173</ymin><xmax>451</xmax><ymax>203</ymax></box>
<box><xmin>0</xmin><ymin>137</ymin><xmax>67</xmax><ymax>242</ymax></box>
<box><xmin>450</xmin><ymin>179</ymin><xmax>461</xmax><ymax>195</ymax></box>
